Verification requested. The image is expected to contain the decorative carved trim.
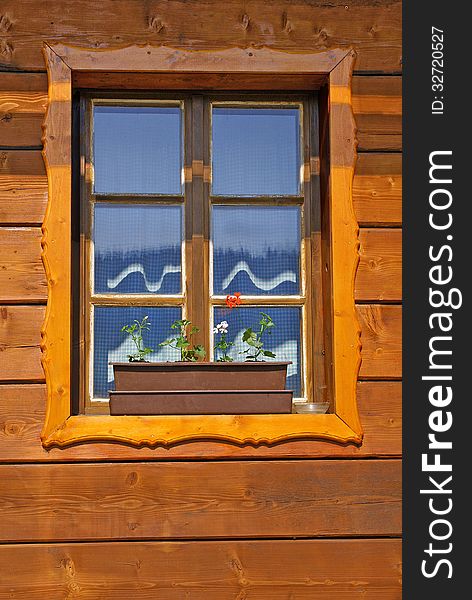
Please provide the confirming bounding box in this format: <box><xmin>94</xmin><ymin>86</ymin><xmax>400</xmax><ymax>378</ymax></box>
<box><xmin>41</xmin><ymin>43</ymin><xmax>362</xmax><ymax>449</ymax></box>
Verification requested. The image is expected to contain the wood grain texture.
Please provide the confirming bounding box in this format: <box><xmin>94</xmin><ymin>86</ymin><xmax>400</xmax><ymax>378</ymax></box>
<box><xmin>0</xmin><ymin>459</ymin><xmax>401</xmax><ymax>541</ymax></box>
<box><xmin>0</xmin><ymin>539</ymin><xmax>402</xmax><ymax>599</ymax></box>
<box><xmin>356</xmin><ymin>229</ymin><xmax>402</xmax><ymax>301</ymax></box>
<box><xmin>353</xmin><ymin>76</ymin><xmax>401</xmax><ymax>151</ymax></box>
<box><xmin>0</xmin><ymin>73</ymin><xmax>401</xmax><ymax>150</ymax></box>
<box><xmin>0</xmin><ymin>305</ymin><xmax>44</xmax><ymax>381</ymax></box>
<box><xmin>354</xmin><ymin>153</ymin><xmax>402</xmax><ymax>224</ymax></box>
<box><xmin>358</xmin><ymin>304</ymin><xmax>402</xmax><ymax>379</ymax></box>
<box><xmin>0</xmin><ymin>223</ymin><xmax>400</xmax><ymax>309</ymax></box>
<box><xmin>0</xmin><ymin>149</ymin><xmax>47</xmax><ymax>224</ymax></box>
<box><xmin>0</xmin><ymin>91</ymin><xmax>46</xmax><ymax>147</ymax></box>
<box><xmin>40</xmin><ymin>44</ymin><xmax>363</xmax><ymax>448</ymax></box>
<box><xmin>0</xmin><ymin>381</ymin><xmax>401</xmax><ymax>461</ymax></box>
<box><xmin>0</xmin><ymin>0</ymin><xmax>402</xmax><ymax>72</ymax></box>
<box><xmin>0</xmin><ymin>227</ymin><xmax>46</xmax><ymax>302</ymax></box>
<box><xmin>0</xmin><ymin>304</ymin><xmax>401</xmax><ymax>384</ymax></box>
<box><xmin>0</xmin><ymin>150</ymin><xmax>403</xmax><ymax>226</ymax></box>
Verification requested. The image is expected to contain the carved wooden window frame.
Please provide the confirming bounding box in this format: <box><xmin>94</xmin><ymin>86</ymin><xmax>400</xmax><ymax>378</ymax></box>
<box><xmin>41</xmin><ymin>43</ymin><xmax>362</xmax><ymax>448</ymax></box>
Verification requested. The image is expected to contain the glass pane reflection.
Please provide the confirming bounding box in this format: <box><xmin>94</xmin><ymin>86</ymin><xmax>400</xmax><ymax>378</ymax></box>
<box><xmin>213</xmin><ymin>306</ymin><xmax>303</xmax><ymax>397</ymax></box>
<box><xmin>212</xmin><ymin>107</ymin><xmax>301</xmax><ymax>197</ymax></box>
<box><xmin>212</xmin><ymin>205</ymin><xmax>301</xmax><ymax>296</ymax></box>
<box><xmin>93</xmin><ymin>204</ymin><xmax>182</xmax><ymax>295</ymax></box>
<box><xmin>93</xmin><ymin>306</ymin><xmax>181</xmax><ymax>398</ymax></box>
<box><xmin>93</xmin><ymin>105</ymin><xmax>182</xmax><ymax>194</ymax></box>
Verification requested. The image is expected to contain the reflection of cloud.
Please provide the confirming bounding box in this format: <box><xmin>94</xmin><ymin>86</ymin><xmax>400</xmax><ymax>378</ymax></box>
<box><xmin>106</xmin><ymin>338</ymin><xmax>178</xmax><ymax>385</ymax></box>
<box><xmin>107</xmin><ymin>263</ymin><xmax>181</xmax><ymax>292</ymax></box>
<box><xmin>227</xmin><ymin>330</ymin><xmax>298</xmax><ymax>378</ymax></box>
<box><xmin>213</xmin><ymin>206</ymin><xmax>300</xmax><ymax>256</ymax></box>
<box><xmin>221</xmin><ymin>260</ymin><xmax>296</xmax><ymax>292</ymax></box>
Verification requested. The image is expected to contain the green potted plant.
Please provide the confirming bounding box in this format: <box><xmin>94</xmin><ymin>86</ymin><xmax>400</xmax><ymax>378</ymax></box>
<box><xmin>109</xmin><ymin>296</ymin><xmax>292</xmax><ymax>416</ymax></box>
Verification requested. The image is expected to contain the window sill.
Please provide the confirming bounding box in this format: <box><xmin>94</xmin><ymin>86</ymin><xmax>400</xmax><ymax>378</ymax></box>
<box><xmin>42</xmin><ymin>413</ymin><xmax>361</xmax><ymax>448</ymax></box>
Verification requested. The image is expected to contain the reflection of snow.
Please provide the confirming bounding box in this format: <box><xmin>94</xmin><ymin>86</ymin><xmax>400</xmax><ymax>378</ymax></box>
<box><xmin>221</xmin><ymin>261</ymin><xmax>296</xmax><ymax>292</ymax></box>
<box><xmin>227</xmin><ymin>330</ymin><xmax>298</xmax><ymax>378</ymax></box>
<box><xmin>107</xmin><ymin>263</ymin><xmax>181</xmax><ymax>292</ymax></box>
<box><xmin>106</xmin><ymin>338</ymin><xmax>178</xmax><ymax>384</ymax></box>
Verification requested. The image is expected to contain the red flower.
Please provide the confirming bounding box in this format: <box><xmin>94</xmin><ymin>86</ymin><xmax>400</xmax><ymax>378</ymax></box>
<box><xmin>225</xmin><ymin>292</ymin><xmax>242</xmax><ymax>309</ymax></box>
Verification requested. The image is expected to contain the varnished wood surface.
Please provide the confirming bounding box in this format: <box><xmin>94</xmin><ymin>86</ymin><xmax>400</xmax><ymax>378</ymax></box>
<box><xmin>0</xmin><ymin>304</ymin><xmax>401</xmax><ymax>382</ymax></box>
<box><xmin>39</xmin><ymin>44</ymin><xmax>364</xmax><ymax>448</ymax></box>
<box><xmin>0</xmin><ymin>0</ymin><xmax>401</xmax><ymax>72</ymax></box>
<box><xmin>0</xmin><ymin>150</ymin><xmax>403</xmax><ymax>226</ymax></box>
<box><xmin>0</xmin><ymin>539</ymin><xmax>401</xmax><ymax>599</ymax></box>
<box><xmin>0</xmin><ymin>73</ymin><xmax>401</xmax><ymax>151</ymax></box>
<box><xmin>0</xmin><ymin>227</ymin><xmax>46</xmax><ymax>302</ymax></box>
<box><xmin>0</xmin><ymin>382</ymin><xmax>401</xmax><ymax>461</ymax></box>
<box><xmin>0</xmin><ymin>459</ymin><xmax>401</xmax><ymax>541</ymax></box>
<box><xmin>356</xmin><ymin>229</ymin><xmax>402</xmax><ymax>301</ymax></box>
<box><xmin>0</xmin><ymin>305</ymin><xmax>44</xmax><ymax>381</ymax></box>
<box><xmin>358</xmin><ymin>305</ymin><xmax>402</xmax><ymax>379</ymax></box>
<box><xmin>0</xmin><ymin>227</ymin><xmax>401</xmax><ymax>303</ymax></box>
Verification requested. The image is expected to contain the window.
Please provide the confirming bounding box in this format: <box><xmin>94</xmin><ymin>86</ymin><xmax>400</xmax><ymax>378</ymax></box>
<box><xmin>41</xmin><ymin>43</ymin><xmax>362</xmax><ymax>448</ymax></box>
<box><xmin>78</xmin><ymin>94</ymin><xmax>327</xmax><ymax>413</ymax></box>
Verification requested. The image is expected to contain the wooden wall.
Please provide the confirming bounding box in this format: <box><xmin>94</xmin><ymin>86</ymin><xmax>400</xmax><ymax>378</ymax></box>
<box><xmin>0</xmin><ymin>1</ymin><xmax>402</xmax><ymax>597</ymax></box>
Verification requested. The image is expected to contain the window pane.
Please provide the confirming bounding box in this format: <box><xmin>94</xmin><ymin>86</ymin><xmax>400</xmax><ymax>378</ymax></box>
<box><xmin>93</xmin><ymin>204</ymin><xmax>182</xmax><ymax>295</ymax></box>
<box><xmin>212</xmin><ymin>206</ymin><xmax>301</xmax><ymax>296</ymax></box>
<box><xmin>213</xmin><ymin>306</ymin><xmax>303</xmax><ymax>397</ymax></box>
<box><xmin>92</xmin><ymin>306</ymin><xmax>181</xmax><ymax>398</ymax></box>
<box><xmin>212</xmin><ymin>107</ymin><xmax>301</xmax><ymax>196</ymax></box>
<box><xmin>93</xmin><ymin>106</ymin><xmax>182</xmax><ymax>194</ymax></box>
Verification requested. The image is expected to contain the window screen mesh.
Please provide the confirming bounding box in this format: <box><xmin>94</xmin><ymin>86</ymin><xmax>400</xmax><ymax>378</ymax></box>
<box><xmin>92</xmin><ymin>306</ymin><xmax>181</xmax><ymax>398</ymax></box>
<box><xmin>212</xmin><ymin>205</ymin><xmax>301</xmax><ymax>296</ymax></box>
<box><xmin>213</xmin><ymin>306</ymin><xmax>303</xmax><ymax>397</ymax></box>
<box><xmin>212</xmin><ymin>107</ymin><xmax>301</xmax><ymax>197</ymax></box>
<box><xmin>93</xmin><ymin>106</ymin><xmax>182</xmax><ymax>194</ymax></box>
<box><xmin>93</xmin><ymin>203</ymin><xmax>182</xmax><ymax>295</ymax></box>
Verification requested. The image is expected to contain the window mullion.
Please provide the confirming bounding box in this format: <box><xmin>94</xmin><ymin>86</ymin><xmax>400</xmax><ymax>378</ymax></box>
<box><xmin>186</xmin><ymin>95</ymin><xmax>210</xmax><ymax>353</ymax></box>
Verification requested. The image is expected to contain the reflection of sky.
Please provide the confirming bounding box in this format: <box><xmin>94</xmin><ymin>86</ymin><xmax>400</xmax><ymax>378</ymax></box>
<box><xmin>93</xmin><ymin>106</ymin><xmax>182</xmax><ymax>194</ymax></box>
<box><xmin>212</xmin><ymin>108</ymin><xmax>301</xmax><ymax>196</ymax></box>
<box><xmin>212</xmin><ymin>206</ymin><xmax>301</xmax><ymax>295</ymax></box>
<box><xmin>213</xmin><ymin>306</ymin><xmax>302</xmax><ymax>397</ymax></box>
<box><xmin>93</xmin><ymin>204</ymin><xmax>182</xmax><ymax>294</ymax></box>
<box><xmin>93</xmin><ymin>306</ymin><xmax>181</xmax><ymax>398</ymax></box>
<box><xmin>94</xmin><ymin>204</ymin><xmax>182</xmax><ymax>252</ymax></box>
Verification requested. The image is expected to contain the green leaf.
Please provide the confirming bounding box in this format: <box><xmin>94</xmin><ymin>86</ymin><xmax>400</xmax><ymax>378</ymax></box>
<box><xmin>194</xmin><ymin>345</ymin><xmax>206</xmax><ymax>358</ymax></box>
<box><xmin>176</xmin><ymin>338</ymin><xmax>190</xmax><ymax>348</ymax></box>
<box><xmin>263</xmin><ymin>350</ymin><xmax>276</xmax><ymax>358</ymax></box>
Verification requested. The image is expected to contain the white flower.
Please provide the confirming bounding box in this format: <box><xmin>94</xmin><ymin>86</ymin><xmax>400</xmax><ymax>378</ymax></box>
<box><xmin>214</xmin><ymin>321</ymin><xmax>229</xmax><ymax>334</ymax></box>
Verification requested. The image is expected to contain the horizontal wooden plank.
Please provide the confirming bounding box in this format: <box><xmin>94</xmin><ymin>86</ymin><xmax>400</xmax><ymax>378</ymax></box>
<box><xmin>356</xmin><ymin>152</ymin><xmax>402</xmax><ymax>176</ymax></box>
<box><xmin>0</xmin><ymin>459</ymin><xmax>401</xmax><ymax>541</ymax></box>
<box><xmin>0</xmin><ymin>539</ymin><xmax>402</xmax><ymax>599</ymax></box>
<box><xmin>354</xmin><ymin>77</ymin><xmax>401</xmax><ymax>151</ymax></box>
<box><xmin>0</xmin><ymin>303</ymin><xmax>401</xmax><ymax>383</ymax></box>
<box><xmin>1</xmin><ymin>0</ymin><xmax>401</xmax><ymax>72</ymax></box>
<box><xmin>0</xmin><ymin>150</ymin><xmax>403</xmax><ymax>226</ymax></box>
<box><xmin>0</xmin><ymin>173</ymin><xmax>47</xmax><ymax>224</ymax></box>
<box><xmin>0</xmin><ymin>73</ymin><xmax>46</xmax><ymax>147</ymax></box>
<box><xmin>0</xmin><ymin>74</ymin><xmax>401</xmax><ymax>151</ymax></box>
<box><xmin>0</xmin><ymin>149</ymin><xmax>45</xmax><ymax>175</ymax></box>
<box><xmin>0</xmin><ymin>381</ymin><xmax>401</xmax><ymax>461</ymax></box>
<box><xmin>357</xmin><ymin>229</ymin><xmax>402</xmax><ymax>301</ymax></box>
<box><xmin>0</xmin><ymin>227</ymin><xmax>400</xmax><ymax>303</ymax></box>
<box><xmin>0</xmin><ymin>228</ymin><xmax>46</xmax><ymax>302</ymax></box>
<box><xmin>0</xmin><ymin>150</ymin><xmax>47</xmax><ymax>224</ymax></box>
<box><xmin>354</xmin><ymin>153</ymin><xmax>402</xmax><ymax>226</ymax></box>
<box><xmin>358</xmin><ymin>305</ymin><xmax>402</xmax><ymax>379</ymax></box>
<box><xmin>0</xmin><ymin>305</ymin><xmax>44</xmax><ymax>381</ymax></box>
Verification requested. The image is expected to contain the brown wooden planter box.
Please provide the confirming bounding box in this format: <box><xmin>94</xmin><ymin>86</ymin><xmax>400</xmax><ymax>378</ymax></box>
<box><xmin>110</xmin><ymin>361</ymin><xmax>292</xmax><ymax>415</ymax></box>
<box><xmin>109</xmin><ymin>390</ymin><xmax>293</xmax><ymax>415</ymax></box>
<box><xmin>112</xmin><ymin>361</ymin><xmax>291</xmax><ymax>392</ymax></box>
